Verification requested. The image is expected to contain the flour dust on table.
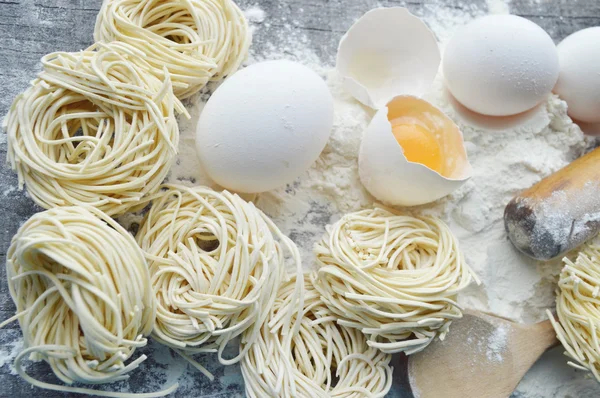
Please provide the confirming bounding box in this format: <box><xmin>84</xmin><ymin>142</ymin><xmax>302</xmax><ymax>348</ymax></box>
<box><xmin>2</xmin><ymin>0</ymin><xmax>600</xmax><ymax>397</ymax></box>
<box><xmin>158</xmin><ymin>3</ymin><xmax>599</xmax><ymax>397</ymax></box>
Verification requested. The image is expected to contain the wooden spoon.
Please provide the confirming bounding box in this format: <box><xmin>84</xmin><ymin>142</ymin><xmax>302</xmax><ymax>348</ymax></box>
<box><xmin>408</xmin><ymin>311</ymin><xmax>559</xmax><ymax>398</ymax></box>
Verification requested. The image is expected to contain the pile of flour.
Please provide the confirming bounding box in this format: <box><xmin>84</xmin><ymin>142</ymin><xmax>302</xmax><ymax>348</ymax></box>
<box><xmin>167</xmin><ymin>2</ymin><xmax>599</xmax><ymax>396</ymax></box>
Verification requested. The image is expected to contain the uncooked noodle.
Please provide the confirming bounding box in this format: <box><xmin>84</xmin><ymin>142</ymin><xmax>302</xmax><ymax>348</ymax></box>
<box><xmin>5</xmin><ymin>41</ymin><xmax>183</xmax><ymax>217</ymax></box>
<box><xmin>135</xmin><ymin>184</ymin><xmax>300</xmax><ymax>371</ymax></box>
<box><xmin>0</xmin><ymin>206</ymin><xmax>173</xmax><ymax>397</ymax></box>
<box><xmin>313</xmin><ymin>207</ymin><xmax>479</xmax><ymax>355</ymax></box>
<box><xmin>549</xmin><ymin>236</ymin><xmax>600</xmax><ymax>382</ymax></box>
<box><xmin>241</xmin><ymin>273</ymin><xmax>393</xmax><ymax>398</ymax></box>
<box><xmin>94</xmin><ymin>0</ymin><xmax>251</xmax><ymax>99</ymax></box>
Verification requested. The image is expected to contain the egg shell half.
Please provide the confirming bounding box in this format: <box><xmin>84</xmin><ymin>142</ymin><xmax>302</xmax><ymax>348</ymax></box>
<box><xmin>337</xmin><ymin>7</ymin><xmax>440</xmax><ymax>109</ymax></box>
<box><xmin>554</xmin><ymin>27</ymin><xmax>600</xmax><ymax>124</ymax></box>
<box><xmin>196</xmin><ymin>60</ymin><xmax>334</xmax><ymax>193</ymax></box>
<box><xmin>359</xmin><ymin>96</ymin><xmax>472</xmax><ymax>206</ymax></box>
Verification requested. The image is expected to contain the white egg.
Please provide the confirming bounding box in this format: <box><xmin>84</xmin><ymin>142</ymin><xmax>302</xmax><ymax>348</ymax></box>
<box><xmin>554</xmin><ymin>27</ymin><xmax>600</xmax><ymax>124</ymax></box>
<box><xmin>196</xmin><ymin>60</ymin><xmax>334</xmax><ymax>193</ymax></box>
<box><xmin>443</xmin><ymin>15</ymin><xmax>559</xmax><ymax>117</ymax></box>
<box><xmin>336</xmin><ymin>7</ymin><xmax>440</xmax><ymax>109</ymax></box>
<box><xmin>359</xmin><ymin>96</ymin><xmax>472</xmax><ymax>207</ymax></box>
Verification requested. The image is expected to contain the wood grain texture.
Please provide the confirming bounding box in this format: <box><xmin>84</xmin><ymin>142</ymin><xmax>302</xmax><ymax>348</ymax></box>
<box><xmin>1</xmin><ymin>0</ymin><xmax>599</xmax><ymax>397</ymax></box>
<box><xmin>409</xmin><ymin>313</ymin><xmax>560</xmax><ymax>398</ymax></box>
<box><xmin>505</xmin><ymin>147</ymin><xmax>600</xmax><ymax>260</ymax></box>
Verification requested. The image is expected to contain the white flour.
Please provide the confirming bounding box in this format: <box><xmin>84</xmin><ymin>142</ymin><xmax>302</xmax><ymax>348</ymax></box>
<box><xmin>2</xmin><ymin>2</ymin><xmax>597</xmax><ymax>397</ymax></box>
<box><xmin>464</xmin><ymin>322</ymin><xmax>509</xmax><ymax>364</ymax></box>
<box><xmin>192</xmin><ymin>2</ymin><xmax>595</xmax><ymax>396</ymax></box>
<box><xmin>487</xmin><ymin>325</ymin><xmax>509</xmax><ymax>362</ymax></box>
<box><xmin>191</xmin><ymin>3</ymin><xmax>588</xmax><ymax>325</ymax></box>
<box><xmin>244</xmin><ymin>5</ymin><xmax>266</xmax><ymax>24</ymax></box>
<box><xmin>109</xmin><ymin>1</ymin><xmax>600</xmax><ymax>396</ymax></box>
<box><xmin>486</xmin><ymin>0</ymin><xmax>511</xmax><ymax>15</ymax></box>
<box><xmin>246</xmin><ymin>69</ymin><xmax>586</xmax><ymax>323</ymax></box>
<box><xmin>0</xmin><ymin>338</ymin><xmax>23</xmax><ymax>376</ymax></box>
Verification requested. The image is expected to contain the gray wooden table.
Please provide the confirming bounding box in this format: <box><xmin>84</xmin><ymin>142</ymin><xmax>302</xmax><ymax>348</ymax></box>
<box><xmin>1</xmin><ymin>0</ymin><xmax>600</xmax><ymax>397</ymax></box>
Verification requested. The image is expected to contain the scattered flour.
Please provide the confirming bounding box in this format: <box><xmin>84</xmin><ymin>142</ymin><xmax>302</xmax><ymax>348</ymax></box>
<box><xmin>486</xmin><ymin>0</ymin><xmax>511</xmax><ymax>15</ymax></box>
<box><xmin>244</xmin><ymin>5</ymin><xmax>266</xmax><ymax>24</ymax></box>
<box><xmin>3</xmin><ymin>1</ymin><xmax>596</xmax><ymax>397</ymax></box>
<box><xmin>464</xmin><ymin>321</ymin><xmax>509</xmax><ymax>364</ymax></box>
<box><xmin>0</xmin><ymin>337</ymin><xmax>23</xmax><ymax>376</ymax></box>
<box><xmin>165</xmin><ymin>1</ymin><xmax>599</xmax><ymax>396</ymax></box>
<box><xmin>487</xmin><ymin>324</ymin><xmax>509</xmax><ymax>362</ymax></box>
<box><xmin>513</xmin><ymin>181</ymin><xmax>600</xmax><ymax>260</ymax></box>
<box><xmin>168</xmin><ymin>0</ymin><xmax>589</xmax><ymax>325</ymax></box>
<box><xmin>2</xmin><ymin>185</ymin><xmax>16</xmax><ymax>196</ymax></box>
<box><xmin>416</xmin><ymin>2</ymin><xmax>486</xmax><ymax>46</ymax></box>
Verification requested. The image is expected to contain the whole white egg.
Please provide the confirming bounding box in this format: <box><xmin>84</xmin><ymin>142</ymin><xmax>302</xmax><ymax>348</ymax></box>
<box><xmin>196</xmin><ymin>60</ymin><xmax>334</xmax><ymax>193</ymax></box>
<box><xmin>443</xmin><ymin>15</ymin><xmax>559</xmax><ymax>117</ymax></box>
<box><xmin>554</xmin><ymin>27</ymin><xmax>600</xmax><ymax>124</ymax></box>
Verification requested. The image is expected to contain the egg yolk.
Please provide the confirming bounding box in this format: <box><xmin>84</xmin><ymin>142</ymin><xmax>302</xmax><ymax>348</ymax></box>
<box><xmin>392</xmin><ymin>123</ymin><xmax>443</xmax><ymax>175</ymax></box>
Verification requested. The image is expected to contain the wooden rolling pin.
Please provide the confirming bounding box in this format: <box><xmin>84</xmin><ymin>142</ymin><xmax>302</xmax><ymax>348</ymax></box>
<box><xmin>408</xmin><ymin>311</ymin><xmax>559</xmax><ymax>398</ymax></box>
<box><xmin>504</xmin><ymin>147</ymin><xmax>600</xmax><ymax>260</ymax></box>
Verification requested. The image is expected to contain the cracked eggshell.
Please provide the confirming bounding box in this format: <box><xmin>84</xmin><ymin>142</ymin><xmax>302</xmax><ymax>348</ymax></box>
<box><xmin>359</xmin><ymin>96</ymin><xmax>472</xmax><ymax>206</ymax></box>
<box><xmin>337</xmin><ymin>7</ymin><xmax>441</xmax><ymax>109</ymax></box>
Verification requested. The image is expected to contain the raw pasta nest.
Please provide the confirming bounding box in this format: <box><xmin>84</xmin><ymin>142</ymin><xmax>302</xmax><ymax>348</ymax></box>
<box><xmin>5</xmin><ymin>42</ymin><xmax>183</xmax><ymax>217</ymax></box>
<box><xmin>136</xmin><ymin>185</ymin><xmax>299</xmax><ymax>367</ymax></box>
<box><xmin>3</xmin><ymin>206</ymin><xmax>167</xmax><ymax>397</ymax></box>
<box><xmin>549</xmin><ymin>236</ymin><xmax>600</xmax><ymax>381</ymax></box>
<box><xmin>241</xmin><ymin>273</ymin><xmax>393</xmax><ymax>398</ymax></box>
<box><xmin>94</xmin><ymin>0</ymin><xmax>251</xmax><ymax>99</ymax></box>
<box><xmin>313</xmin><ymin>207</ymin><xmax>478</xmax><ymax>355</ymax></box>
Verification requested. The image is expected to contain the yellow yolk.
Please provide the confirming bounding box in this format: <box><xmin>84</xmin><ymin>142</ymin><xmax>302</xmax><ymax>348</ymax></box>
<box><xmin>392</xmin><ymin>123</ymin><xmax>443</xmax><ymax>175</ymax></box>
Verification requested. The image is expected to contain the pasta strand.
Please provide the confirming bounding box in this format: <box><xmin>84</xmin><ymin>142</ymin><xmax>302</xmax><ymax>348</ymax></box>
<box><xmin>5</xmin><ymin>42</ymin><xmax>182</xmax><ymax>216</ymax></box>
<box><xmin>313</xmin><ymin>207</ymin><xmax>479</xmax><ymax>354</ymax></box>
<box><xmin>135</xmin><ymin>185</ymin><xmax>298</xmax><ymax>367</ymax></box>
<box><xmin>549</xmin><ymin>236</ymin><xmax>600</xmax><ymax>382</ymax></box>
<box><xmin>95</xmin><ymin>0</ymin><xmax>251</xmax><ymax>99</ymax></box>
<box><xmin>241</xmin><ymin>273</ymin><xmax>393</xmax><ymax>398</ymax></box>
<box><xmin>3</xmin><ymin>206</ymin><xmax>172</xmax><ymax>397</ymax></box>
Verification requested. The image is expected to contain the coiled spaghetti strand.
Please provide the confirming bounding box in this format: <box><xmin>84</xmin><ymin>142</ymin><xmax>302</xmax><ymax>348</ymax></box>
<box><xmin>313</xmin><ymin>207</ymin><xmax>479</xmax><ymax>355</ymax></box>
<box><xmin>136</xmin><ymin>185</ymin><xmax>299</xmax><ymax>368</ymax></box>
<box><xmin>549</xmin><ymin>236</ymin><xmax>600</xmax><ymax>381</ymax></box>
<box><xmin>2</xmin><ymin>206</ymin><xmax>173</xmax><ymax>397</ymax></box>
<box><xmin>241</xmin><ymin>273</ymin><xmax>393</xmax><ymax>398</ymax></box>
<box><xmin>5</xmin><ymin>42</ymin><xmax>183</xmax><ymax>216</ymax></box>
<box><xmin>95</xmin><ymin>0</ymin><xmax>251</xmax><ymax>99</ymax></box>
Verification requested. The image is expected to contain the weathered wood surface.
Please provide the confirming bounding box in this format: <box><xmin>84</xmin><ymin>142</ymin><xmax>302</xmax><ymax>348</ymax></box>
<box><xmin>1</xmin><ymin>0</ymin><xmax>599</xmax><ymax>397</ymax></box>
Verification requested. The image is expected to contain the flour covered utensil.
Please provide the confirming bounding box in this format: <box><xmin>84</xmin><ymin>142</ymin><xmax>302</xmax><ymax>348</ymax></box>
<box><xmin>505</xmin><ymin>147</ymin><xmax>600</xmax><ymax>260</ymax></box>
<box><xmin>408</xmin><ymin>311</ymin><xmax>558</xmax><ymax>398</ymax></box>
